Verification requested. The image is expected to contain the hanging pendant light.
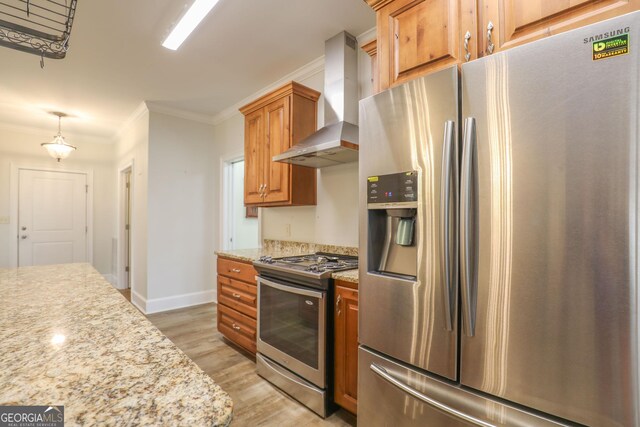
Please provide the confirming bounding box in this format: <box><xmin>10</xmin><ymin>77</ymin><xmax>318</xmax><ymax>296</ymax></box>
<box><xmin>41</xmin><ymin>112</ymin><xmax>76</xmax><ymax>162</ymax></box>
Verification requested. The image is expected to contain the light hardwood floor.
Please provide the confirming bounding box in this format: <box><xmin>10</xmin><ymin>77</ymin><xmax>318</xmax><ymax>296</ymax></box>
<box><xmin>147</xmin><ymin>303</ymin><xmax>357</xmax><ymax>427</ymax></box>
<box><xmin>118</xmin><ymin>288</ymin><xmax>131</xmax><ymax>301</ymax></box>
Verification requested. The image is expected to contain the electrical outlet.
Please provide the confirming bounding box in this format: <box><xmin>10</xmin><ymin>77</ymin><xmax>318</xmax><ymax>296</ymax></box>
<box><xmin>285</xmin><ymin>224</ymin><xmax>291</xmax><ymax>237</ymax></box>
<box><xmin>0</xmin><ymin>216</ymin><xmax>9</xmax><ymax>224</ymax></box>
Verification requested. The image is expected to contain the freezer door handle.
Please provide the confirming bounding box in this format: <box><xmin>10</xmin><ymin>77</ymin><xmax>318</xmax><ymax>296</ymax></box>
<box><xmin>461</xmin><ymin>117</ymin><xmax>478</xmax><ymax>337</ymax></box>
<box><xmin>370</xmin><ymin>363</ymin><xmax>496</xmax><ymax>427</ymax></box>
<box><xmin>440</xmin><ymin>120</ymin><xmax>457</xmax><ymax>331</ymax></box>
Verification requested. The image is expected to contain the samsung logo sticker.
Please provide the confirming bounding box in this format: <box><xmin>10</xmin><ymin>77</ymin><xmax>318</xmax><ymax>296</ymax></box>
<box><xmin>584</xmin><ymin>27</ymin><xmax>630</xmax><ymax>43</ymax></box>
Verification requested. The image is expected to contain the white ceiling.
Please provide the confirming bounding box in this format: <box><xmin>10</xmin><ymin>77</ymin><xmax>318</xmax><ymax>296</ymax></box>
<box><xmin>0</xmin><ymin>0</ymin><xmax>374</xmax><ymax>139</ymax></box>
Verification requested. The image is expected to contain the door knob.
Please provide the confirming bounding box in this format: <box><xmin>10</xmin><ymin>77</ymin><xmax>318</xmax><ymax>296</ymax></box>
<box><xmin>21</xmin><ymin>226</ymin><xmax>27</xmax><ymax>231</ymax></box>
<box><xmin>21</xmin><ymin>235</ymin><xmax>27</xmax><ymax>239</ymax></box>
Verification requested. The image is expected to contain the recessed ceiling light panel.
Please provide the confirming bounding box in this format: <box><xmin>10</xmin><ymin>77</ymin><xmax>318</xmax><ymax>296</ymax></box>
<box><xmin>162</xmin><ymin>0</ymin><xmax>220</xmax><ymax>50</ymax></box>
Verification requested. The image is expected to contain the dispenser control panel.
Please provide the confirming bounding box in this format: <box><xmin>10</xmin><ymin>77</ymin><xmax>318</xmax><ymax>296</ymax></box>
<box><xmin>367</xmin><ymin>171</ymin><xmax>417</xmax><ymax>203</ymax></box>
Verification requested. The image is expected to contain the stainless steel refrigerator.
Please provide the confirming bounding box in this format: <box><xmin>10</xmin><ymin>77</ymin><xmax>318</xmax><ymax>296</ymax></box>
<box><xmin>358</xmin><ymin>11</ymin><xmax>639</xmax><ymax>427</ymax></box>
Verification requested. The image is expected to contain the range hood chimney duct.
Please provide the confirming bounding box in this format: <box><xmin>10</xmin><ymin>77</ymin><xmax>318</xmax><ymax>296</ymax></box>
<box><xmin>272</xmin><ymin>31</ymin><xmax>359</xmax><ymax>168</ymax></box>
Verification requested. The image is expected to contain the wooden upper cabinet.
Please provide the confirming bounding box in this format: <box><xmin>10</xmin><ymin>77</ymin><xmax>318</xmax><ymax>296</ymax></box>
<box><xmin>479</xmin><ymin>0</ymin><xmax>640</xmax><ymax>55</ymax></box>
<box><xmin>240</xmin><ymin>82</ymin><xmax>320</xmax><ymax>207</ymax></box>
<box><xmin>361</xmin><ymin>39</ymin><xmax>380</xmax><ymax>94</ymax></box>
<box><xmin>366</xmin><ymin>0</ymin><xmax>638</xmax><ymax>89</ymax></box>
<box><xmin>264</xmin><ymin>96</ymin><xmax>290</xmax><ymax>204</ymax></box>
<box><xmin>374</xmin><ymin>0</ymin><xmax>466</xmax><ymax>89</ymax></box>
<box><xmin>244</xmin><ymin>109</ymin><xmax>265</xmax><ymax>205</ymax></box>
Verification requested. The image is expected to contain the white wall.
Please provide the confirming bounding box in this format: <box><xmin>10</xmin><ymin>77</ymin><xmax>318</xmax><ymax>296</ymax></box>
<box><xmin>211</xmin><ymin>29</ymin><xmax>374</xmax><ymax>249</ymax></box>
<box><xmin>147</xmin><ymin>111</ymin><xmax>215</xmax><ymax>307</ymax></box>
<box><xmin>115</xmin><ymin>108</ymin><xmax>149</xmax><ymax>301</ymax></box>
<box><xmin>0</xmin><ymin>124</ymin><xmax>116</xmax><ymax>274</ymax></box>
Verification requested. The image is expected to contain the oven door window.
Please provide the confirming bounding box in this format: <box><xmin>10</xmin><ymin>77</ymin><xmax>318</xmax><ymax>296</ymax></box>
<box><xmin>259</xmin><ymin>281</ymin><xmax>322</xmax><ymax>369</ymax></box>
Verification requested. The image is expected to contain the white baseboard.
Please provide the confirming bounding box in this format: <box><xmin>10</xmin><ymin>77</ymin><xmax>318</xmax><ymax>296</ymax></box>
<box><xmin>103</xmin><ymin>274</ymin><xmax>119</xmax><ymax>288</ymax></box>
<box><xmin>131</xmin><ymin>289</ymin><xmax>147</xmax><ymax>313</ymax></box>
<box><xmin>143</xmin><ymin>289</ymin><xmax>216</xmax><ymax>314</ymax></box>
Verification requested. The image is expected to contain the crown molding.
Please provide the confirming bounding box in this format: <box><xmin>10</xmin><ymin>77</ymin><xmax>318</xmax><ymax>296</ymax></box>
<box><xmin>356</xmin><ymin>26</ymin><xmax>376</xmax><ymax>45</ymax></box>
<box><xmin>211</xmin><ymin>55</ymin><xmax>325</xmax><ymax>126</ymax></box>
<box><xmin>145</xmin><ymin>102</ymin><xmax>215</xmax><ymax>126</ymax></box>
<box><xmin>365</xmin><ymin>0</ymin><xmax>394</xmax><ymax>11</ymax></box>
<box><xmin>112</xmin><ymin>101</ymin><xmax>149</xmax><ymax>142</ymax></box>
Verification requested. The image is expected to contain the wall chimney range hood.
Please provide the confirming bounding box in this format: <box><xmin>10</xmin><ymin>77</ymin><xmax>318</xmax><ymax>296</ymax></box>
<box><xmin>272</xmin><ymin>31</ymin><xmax>359</xmax><ymax>168</ymax></box>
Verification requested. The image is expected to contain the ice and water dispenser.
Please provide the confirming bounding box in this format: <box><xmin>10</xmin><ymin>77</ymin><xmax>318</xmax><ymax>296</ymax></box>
<box><xmin>366</xmin><ymin>171</ymin><xmax>418</xmax><ymax>279</ymax></box>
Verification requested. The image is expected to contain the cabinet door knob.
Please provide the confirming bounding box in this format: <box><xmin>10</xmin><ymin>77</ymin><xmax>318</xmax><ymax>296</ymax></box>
<box><xmin>336</xmin><ymin>294</ymin><xmax>342</xmax><ymax>316</ymax></box>
<box><xmin>231</xmin><ymin>323</ymin><xmax>241</xmax><ymax>331</ymax></box>
<box><xmin>230</xmin><ymin>268</ymin><xmax>241</xmax><ymax>273</ymax></box>
<box><xmin>232</xmin><ymin>292</ymin><xmax>241</xmax><ymax>299</ymax></box>
<box><xmin>21</xmin><ymin>235</ymin><xmax>28</xmax><ymax>239</ymax></box>
<box><xmin>464</xmin><ymin>31</ymin><xmax>471</xmax><ymax>61</ymax></box>
<box><xmin>486</xmin><ymin>21</ymin><xmax>495</xmax><ymax>54</ymax></box>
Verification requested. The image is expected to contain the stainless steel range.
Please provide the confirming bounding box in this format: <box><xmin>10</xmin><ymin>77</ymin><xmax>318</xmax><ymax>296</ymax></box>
<box><xmin>253</xmin><ymin>252</ymin><xmax>358</xmax><ymax>418</ymax></box>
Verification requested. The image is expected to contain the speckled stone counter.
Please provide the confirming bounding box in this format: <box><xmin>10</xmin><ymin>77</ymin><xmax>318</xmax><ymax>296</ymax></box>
<box><xmin>215</xmin><ymin>239</ymin><xmax>359</xmax><ymax>284</ymax></box>
<box><xmin>214</xmin><ymin>247</ymin><xmax>285</xmax><ymax>263</ymax></box>
<box><xmin>331</xmin><ymin>269</ymin><xmax>359</xmax><ymax>284</ymax></box>
<box><xmin>0</xmin><ymin>263</ymin><xmax>232</xmax><ymax>426</ymax></box>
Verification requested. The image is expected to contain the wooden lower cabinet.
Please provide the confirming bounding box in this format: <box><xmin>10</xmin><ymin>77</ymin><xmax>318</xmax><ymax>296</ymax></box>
<box><xmin>218</xmin><ymin>304</ymin><xmax>257</xmax><ymax>354</ymax></box>
<box><xmin>216</xmin><ymin>256</ymin><xmax>258</xmax><ymax>354</ymax></box>
<box><xmin>334</xmin><ymin>281</ymin><xmax>359</xmax><ymax>414</ymax></box>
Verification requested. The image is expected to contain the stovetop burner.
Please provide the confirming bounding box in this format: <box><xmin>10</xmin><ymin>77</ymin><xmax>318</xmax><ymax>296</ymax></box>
<box><xmin>255</xmin><ymin>252</ymin><xmax>358</xmax><ymax>284</ymax></box>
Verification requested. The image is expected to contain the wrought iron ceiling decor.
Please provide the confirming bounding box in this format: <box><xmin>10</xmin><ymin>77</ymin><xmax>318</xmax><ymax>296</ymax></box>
<box><xmin>0</xmin><ymin>0</ymin><xmax>77</xmax><ymax>67</ymax></box>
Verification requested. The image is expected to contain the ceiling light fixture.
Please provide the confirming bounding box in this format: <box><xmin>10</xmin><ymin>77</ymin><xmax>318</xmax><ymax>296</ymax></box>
<box><xmin>162</xmin><ymin>0</ymin><xmax>220</xmax><ymax>50</ymax></box>
<box><xmin>41</xmin><ymin>112</ymin><xmax>76</xmax><ymax>162</ymax></box>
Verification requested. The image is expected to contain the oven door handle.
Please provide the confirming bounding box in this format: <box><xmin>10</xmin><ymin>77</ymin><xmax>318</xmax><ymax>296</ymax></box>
<box><xmin>258</xmin><ymin>276</ymin><xmax>324</xmax><ymax>299</ymax></box>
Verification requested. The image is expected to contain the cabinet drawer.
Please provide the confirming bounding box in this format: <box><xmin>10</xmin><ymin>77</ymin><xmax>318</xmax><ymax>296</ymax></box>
<box><xmin>218</xmin><ymin>303</ymin><xmax>257</xmax><ymax>354</ymax></box>
<box><xmin>217</xmin><ymin>257</ymin><xmax>257</xmax><ymax>284</ymax></box>
<box><xmin>218</xmin><ymin>275</ymin><xmax>257</xmax><ymax>318</ymax></box>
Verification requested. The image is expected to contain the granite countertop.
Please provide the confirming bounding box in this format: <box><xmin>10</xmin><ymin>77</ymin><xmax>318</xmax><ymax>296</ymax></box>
<box><xmin>0</xmin><ymin>263</ymin><xmax>232</xmax><ymax>426</ymax></box>
<box><xmin>215</xmin><ymin>240</ymin><xmax>359</xmax><ymax>284</ymax></box>
<box><xmin>331</xmin><ymin>269</ymin><xmax>358</xmax><ymax>284</ymax></box>
<box><xmin>214</xmin><ymin>247</ymin><xmax>290</xmax><ymax>263</ymax></box>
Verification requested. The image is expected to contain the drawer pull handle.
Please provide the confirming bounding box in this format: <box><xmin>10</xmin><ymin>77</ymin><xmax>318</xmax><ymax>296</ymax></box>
<box><xmin>231</xmin><ymin>323</ymin><xmax>241</xmax><ymax>331</ymax></box>
<box><xmin>230</xmin><ymin>268</ymin><xmax>241</xmax><ymax>273</ymax></box>
<box><xmin>232</xmin><ymin>292</ymin><xmax>242</xmax><ymax>299</ymax></box>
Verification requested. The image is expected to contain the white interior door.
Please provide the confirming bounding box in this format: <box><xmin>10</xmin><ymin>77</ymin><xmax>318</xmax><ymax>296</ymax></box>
<box><xmin>124</xmin><ymin>169</ymin><xmax>131</xmax><ymax>288</ymax></box>
<box><xmin>18</xmin><ymin>169</ymin><xmax>87</xmax><ymax>266</ymax></box>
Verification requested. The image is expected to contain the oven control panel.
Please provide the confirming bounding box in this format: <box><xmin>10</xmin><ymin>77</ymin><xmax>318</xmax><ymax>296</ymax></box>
<box><xmin>367</xmin><ymin>171</ymin><xmax>417</xmax><ymax>204</ymax></box>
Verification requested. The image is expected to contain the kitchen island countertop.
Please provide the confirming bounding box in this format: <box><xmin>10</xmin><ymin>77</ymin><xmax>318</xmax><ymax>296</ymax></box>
<box><xmin>0</xmin><ymin>263</ymin><xmax>232</xmax><ymax>426</ymax></box>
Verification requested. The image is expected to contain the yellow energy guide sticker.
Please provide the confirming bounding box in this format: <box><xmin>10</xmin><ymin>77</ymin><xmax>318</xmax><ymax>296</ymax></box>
<box><xmin>593</xmin><ymin>34</ymin><xmax>629</xmax><ymax>61</ymax></box>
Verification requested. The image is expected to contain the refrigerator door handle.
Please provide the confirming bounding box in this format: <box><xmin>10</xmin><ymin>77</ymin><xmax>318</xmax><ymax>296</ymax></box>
<box><xmin>461</xmin><ymin>117</ymin><xmax>477</xmax><ymax>337</ymax></box>
<box><xmin>440</xmin><ymin>120</ymin><xmax>456</xmax><ymax>331</ymax></box>
<box><xmin>370</xmin><ymin>363</ymin><xmax>496</xmax><ymax>427</ymax></box>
